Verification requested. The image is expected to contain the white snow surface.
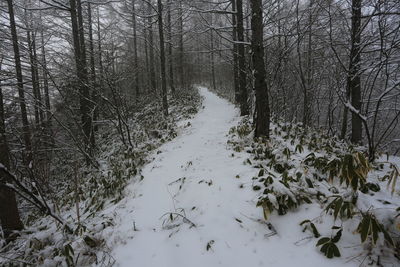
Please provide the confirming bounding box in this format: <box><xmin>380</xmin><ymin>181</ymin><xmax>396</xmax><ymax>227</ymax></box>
<box><xmin>104</xmin><ymin>87</ymin><xmax>359</xmax><ymax>267</ymax></box>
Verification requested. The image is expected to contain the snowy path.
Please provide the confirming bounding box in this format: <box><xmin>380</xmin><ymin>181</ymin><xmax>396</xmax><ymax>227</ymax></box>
<box><xmin>106</xmin><ymin>87</ymin><xmax>356</xmax><ymax>267</ymax></box>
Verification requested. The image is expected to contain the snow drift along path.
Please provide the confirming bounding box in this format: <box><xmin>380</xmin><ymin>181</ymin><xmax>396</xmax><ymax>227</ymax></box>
<box><xmin>106</xmin><ymin>87</ymin><xmax>356</xmax><ymax>267</ymax></box>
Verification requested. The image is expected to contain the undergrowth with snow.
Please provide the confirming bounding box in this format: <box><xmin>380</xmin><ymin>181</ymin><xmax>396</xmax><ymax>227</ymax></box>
<box><xmin>228</xmin><ymin>117</ymin><xmax>400</xmax><ymax>265</ymax></box>
<box><xmin>0</xmin><ymin>88</ymin><xmax>201</xmax><ymax>266</ymax></box>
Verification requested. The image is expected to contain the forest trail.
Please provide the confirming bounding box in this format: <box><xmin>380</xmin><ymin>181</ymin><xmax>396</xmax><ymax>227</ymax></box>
<box><xmin>106</xmin><ymin>87</ymin><xmax>355</xmax><ymax>267</ymax></box>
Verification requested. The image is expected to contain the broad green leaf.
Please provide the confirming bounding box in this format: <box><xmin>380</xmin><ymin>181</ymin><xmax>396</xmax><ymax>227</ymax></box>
<box><xmin>299</xmin><ymin>220</ymin><xmax>311</xmax><ymax>226</ymax></box>
<box><xmin>371</xmin><ymin>218</ymin><xmax>380</xmax><ymax>244</ymax></box>
<box><xmin>310</xmin><ymin>223</ymin><xmax>320</xmax><ymax>238</ymax></box>
<box><xmin>316</xmin><ymin>237</ymin><xmax>330</xmax><ymax>246</ymax></box>
<box><xmin>333</xmin><ymin>198</ymin><xmax>343</xmax><ymax>220</ymax></box>
<box><xmin>360</xmin><ymin>215</ymin><xmax>371</xmax><ymax>243</ymax></box>
<box><xmin>332</xmin><ymin>244</ymin><xmax>341</xmax><ymax>257</ymax></box>
<box><xmin>332</xmin><ymin>229</ymin><xmax>342</xmax><ymax>243</ymax></box>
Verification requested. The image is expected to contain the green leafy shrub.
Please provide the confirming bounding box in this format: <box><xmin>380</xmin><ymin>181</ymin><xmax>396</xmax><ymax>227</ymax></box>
<box><xmin>357</xmin><ymin>212</ymin><xmax>394</xmax><ymax>246</ymax></box>
<box><xmin>228</xmin><ymin>117</ymin><xmax>399</xmax><ymax>262</ymax></box>
<box><xmin>325</xmin><ymin>196</ymin><xmax>356</xmax><ymax>220</ymax></box>
<box><xmin>316</xmin><ymin>229</ymin><xmax>342</xmax><ymax>258</ymax></box>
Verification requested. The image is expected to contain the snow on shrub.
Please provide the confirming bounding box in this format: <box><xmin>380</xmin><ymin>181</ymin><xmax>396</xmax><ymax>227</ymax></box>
<box><xmin>228</xmin><ymin>117</ymin><xmax>400</xmax><ymax>263</ymax></box>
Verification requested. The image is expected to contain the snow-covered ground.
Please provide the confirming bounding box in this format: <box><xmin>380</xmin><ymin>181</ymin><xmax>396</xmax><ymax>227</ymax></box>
<box><xmin>103</xmin><ymin>87</ymin><xmax>362</xmax><ymax>267</ymax></box>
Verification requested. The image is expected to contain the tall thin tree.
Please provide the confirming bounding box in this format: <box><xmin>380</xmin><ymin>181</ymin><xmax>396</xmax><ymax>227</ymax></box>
<box><xmin>231</xmin><ymin>0</ymin><xmax>239</xmax><ymax>103</ymax></box>
<box><xmin>132</xmin><ymin>0</ymin><xmax>140</xmax><ymax>97</ymax></box>
<box><xmin>148</xmin><ymin>2</ymin><xmax>157</xmax><ymax>92</ymax></box>
<box><xmin>157</xmin><ymin>0</ymin><xmax>169</xmax><ymax>116</ymax></box>
<box><xmin>0</xmin><ymin>41</ymin><xmax>24</xmax><ymax>240</ymax></box>
<box><xmin>69</xmin><ymin>0</ymin><xmax>93</xmax><ymax>160</ymax></box>
<box><xmin>166</xmin><ymin>0</ymin><xmax>175</xmax><ymax>94</ymax></box>
<box><xmin>349</xmin><ymin>0</ymin><xmax>362</xmax><ymax>144</ymax></box>
<box><xmin>87</xmin><ymin>3</ymin><xmax>99</xmax><ymax>144</ymax></box>
<box><xmin>178</xmin><ymin>0</ymin><xmax>184</xmax><ymax>88</ymax></box>
<box><xmin>6</xmin><ymin>0</ymin><xmax>32</xmax><ymax>164</ymax></box>
<box><xmin>210</xmin><ymin>12</ymin><xmax>216</xmax><ymax>91</ymax></box>
<box><xmin>39</xmin><ymin>10</ymin><xmax>52</xmax><ymax>129</ymax></box>
<box><xmin>251</xmin><ymin>0</ymin><xmax>270</xmax><ymax>138</ymax></box>
<box><xmin>236</xmin><ymin>0</ymin><xmax>249</xmax><ymax>116</ymax></box>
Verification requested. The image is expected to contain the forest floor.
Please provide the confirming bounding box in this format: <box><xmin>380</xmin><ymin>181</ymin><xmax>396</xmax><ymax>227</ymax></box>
<box><xmin>102</xmin><ymin>87</ymin><xmax>362</xmax><ymax>267</ymax></box>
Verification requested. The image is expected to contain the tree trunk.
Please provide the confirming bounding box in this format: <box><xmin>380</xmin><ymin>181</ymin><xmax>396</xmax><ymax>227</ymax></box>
<box><xmin>27</xmin><ymin>30</ymin><xmax>41</xmax><ymax>125</ymax></box>
<box><xmin>157</xmin><ymin>0</ymin><xmax>169</xmax><ymax>116</ymax></box>
<box><xmin>231</xmin><ymin>0</ymin><xmax>239</xmax><ymax>103</ymax></box>
<box><xmin>26</xmin><ymin>12</ymin><xmax>44</xmax><ymax>127</ymax></box>
<box><xmin>32</xmin><ymin>35</ymin><xmax>44</xmax><ymax>124</ymax></box>
<box><xmin>6</xmin><ymin>0</ymin><xmax>32</xmax><ymax>165</ymax></box>
<box><xmin>144</xmin><ymin>26</ymin><xmax>150</xmax><ymax>92</ymax></box>
<box><xmin>250</xmin><ymin>0</ymin><xmax>270</xmax><ymax>138</ymax></box>
<box><xmin>25</xmin><ymin>6</ymin><xmax>43</xmax><ymax>125</ymax></box>
<box><xmin>340</xmin><ymin>97</ymin><xmax>349</xmax><ymax>139</ymax></box>
<box><xmin>210</xmin><ymin>11</ymin><xmax>216</xmax><ymax>92</ymax></box>
<box><xmin>178</xmin><ymin>0</ymin><xmax>184</xmax><ymax>88</ymax></box>
<box><xmin>69</xmin><ymin>0</ymin><xmax>93</xmax><ymax>160</ymax></box>
<box><xmin>349</xmin><ymin>0</ymin><xmax>362</xmax><ymax>144</ymax></box>
<box><xmin>39</xmin><ymin>18</ymin><xmax>52</xmax><ymax>129</ymax></box>
<box><xmin>132</xmin><ymin>0</ymin><xmax>140</xmax><ymax>98</ymax></box>
<box><xmin>210</xmin><ymin>33</ymin><xmax>216</xmax><ymax>91</ymax></box>
<box><xmin>97</xmin><ymin>6</ymin><xmax>104</xmax><ymax>92</ymax></box>
<box><xmin>305</xmin><ymin>0</ymin><xmax>314</xmax><ymax>127</ymax></box>
<box><xmin>295</xmin><ymin>0</ymin><xmax>310</xmax><ymax>128</ymax></box>
<box><xmin>166</xmin><ymin>0</ymin><xmax>175</xmax><ymax>94</ymax></box>
<box><xmin>236</xmin><ymin>0</ymin><xmax>249</xmax><ymax>116</ymax></box>
<box><xmin>88</xmin><ymin>3</ymin><xmax>97</xmax><ymax>104</ymax></box>
<box><xmin>0</xmin><ymin>57</ymin><xmax>24</xmax><ymax>238</ymax></box>
<box><xmin>148</xmin><ymin>2</ymin><xmax>157</xmax><ymax>92</ymax></box>
<box><xmin>88</xmin><ymin>3</ymin><xmax>98</xmax><ymax>144</ymax></box>
<box><xmin>77</xmin><ymin>0</ymin><xmax>94</xmax><ymax>151</ymax></box>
